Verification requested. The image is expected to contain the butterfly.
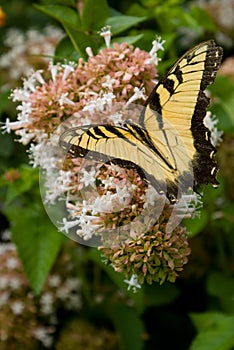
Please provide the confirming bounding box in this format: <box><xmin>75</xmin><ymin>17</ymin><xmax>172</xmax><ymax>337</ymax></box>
<box><xmin>59</xmin><ymin>40</ymin><xmax>223</xmax><ymax>202</ymax></box>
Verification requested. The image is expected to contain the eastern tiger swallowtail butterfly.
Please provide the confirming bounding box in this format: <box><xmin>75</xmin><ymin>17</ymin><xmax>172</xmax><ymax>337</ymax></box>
<box><xmin>59</xmin><ymin>40</ymin><xmax>223</xmax><ymax>202</ymax></box>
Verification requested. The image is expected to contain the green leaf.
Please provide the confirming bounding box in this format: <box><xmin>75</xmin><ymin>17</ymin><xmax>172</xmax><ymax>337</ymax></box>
<box><xmin>54</xmin><ymin>35</ymin><xmax>80</xmax><ymax>62</ymax></box>
<box><xmin>34</xmin><ymin>4</ymin><xmax>81</xmax><ymax>29</ymax></box>
<box><xmin>88</xmin><ymin>248</ymin><xmax>144</xmax><ymax>312</ymax></box>
<box><xmin>63</xmin><ymin>25</ymin><xmax>98</xmax><ymax>58</ymax></box>
<box><xmin>5</xmin><ymin>202</ymin><xmax>62</xmax><ymax>294</ymax></box>
<box><xmin>81</xmin><ymin>0</ymin><xmax>109</xmax><ymax>31</ymax></box>
<box><xmin>106</xmin><ymin>15</ymin><xmax>146</xmax><ymax>36</ymax></box>
<box><xmin>3</xmin><ymin>166</ymin><xmax>39</xmax><ymax>205</ymax></box>
<box><xmin>109</xmin><ymin>303</ymin><xmax>144</xmax><ymax>350</ymax></box>
<box><xmin>109</xmin><ymin>7</ymin><xmax>123</xmax><ymax>16</ymax></box>
<box><xmin>0</xmin><ymin>88</ymin><xmax>11</xmax><ymax>114</ymax></box>
<box><xmin>184</xmin><ymin>209</ymin><xmax>208</xmax><ymax>237</ymax></box>
<box><xmin>189</xmin><ymin>312</ymin><xmax>234</xmax><ymax>350</ymax></box>
<box><xmin>112</xmin><ymin>34</ymin><xmax>143</xmax><ymax>45</ymax></box>
<box><xmin>0</xmin><ymin>133</ymin><xmax>14</xmax><ymax>158</ymax></box>
<box><xmin>2</xmin><ymin>165</ymin><xmax>63</xmax><ymax>294</ymax></box>
<box><xmin>40</xmin><ymin>0</ymin><xmax>76</xmax><ymax>6</ymax></box>
<box><xmin>144</xmin><ymin>282</ymin><xmax>180</xmax><ymax>307</ymax></box>
<box><xmin>206</xmin><ymin>272</ymin><xmax>234</xmax><ymax>313</ymax></box>
<box><xmin>190</xmin><ymin>5</ymin><xmax>219</xmax><ymax>32</ymax></box>
<box><xmin>209</xmin><ymin>76</ymin><xmax>234</xmax><ymax>134</ymax></box>
<box><xmin>99</xmin><ymin>34</ymin><xmax>144</xmax><ymax>50</ymax></box>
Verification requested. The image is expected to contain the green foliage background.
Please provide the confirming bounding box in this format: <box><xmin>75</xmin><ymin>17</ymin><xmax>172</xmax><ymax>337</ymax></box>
<box><xmin>0</xmin><ymin>0</ymin><xmax>234</xmax><ymax>349</ymax></box>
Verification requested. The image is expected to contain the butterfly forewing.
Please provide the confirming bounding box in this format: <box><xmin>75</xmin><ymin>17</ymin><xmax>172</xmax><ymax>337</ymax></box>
<box><xmin>140</xmin><ymin>40</ymin><xmax>223</xmax><ymax>192</ymax></box>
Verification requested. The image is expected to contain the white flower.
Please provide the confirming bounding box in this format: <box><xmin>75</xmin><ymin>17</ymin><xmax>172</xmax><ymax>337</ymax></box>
<box><xmin>49</xmin><ymin>61</ymin><xmax>59</xmax><ymax>82</ymax></box>
<box><xmin>58</xmin><ymin>92</ymin><xmax>75</xmax><ymax>106</ymax></box>
<box><xmin>108</xmin><ymin>112</ymin><xmax>123</xmax><ymax>126</ymax></box>
<box><xmin>115</xmin><ymin>184</ymin><xmax>132</xmax><ymax>205</ymax></box>
<box><xmin>99</xmin><ymin>25</ymin><xmax>112</xmax><ymax>48</ymax></box>
<box><xmin>42</xmin><ymin>335</ymin><xmax>54</xmax><ymax>349</ymax></box>
<box><xmin>4</xmin><ymin>28</ymin><xmax>24</xmax><ymax>47</ymax></box>
<box><xmin>10</xmin><ymin>301</ymin><xmax>24</xmax><ymax>315</ymax></box>
<box><xmin>65</xmin><ymin>277</ymin><xmax>81</xmax><ymax>291</ymax></box>
<box><xmin>124</xmin><ymin>274</ymin><xmax>141</xmax><ymax>293</ymax></box>
<box><xmin>77</xmin><ymin>213</ymin><xmax>102</xmax><ymax>240</ymax></box>
<box><xmin>1</xmin><ymin>229</ymin><xmax>11</xmax><ymax>241</ymax></box>
<box><xmin>125</xmin><ymin>87</ymin><xmax>146</xmax><ymax>106</ymax></box>
<box><xmin>11</xmin><ymin>87</ymin><xmax>30</xmax><ymax>102</ymax></box>
<box><xmin>92</xmin><ymin>193</ymin><xmax>116</xmax><ymax>213</ymax></box>
<box><xmin>86</xmin><ymin>46</ymin><xmax>94</xmax><ymax>57</ymax></box>
<box><xmin>73</xmin><ymin>206</ymin><xmax>103</xmax><ymax>241</ymax></box>
<box><xmin>16</xmin><ymin>101</ymin><xmax>32</xmax><ymax>119</ymax></box>
<box><xmin>147</xmin><ymin>35</ymin><xmax>165</xmax><ymax>66</ymax></box>
<box><xmin>56</xmin><ymin>285</ymin><xmax>70</xmax><ymax>300</ymax></box>
<box><xmin>0</xmin><ymin>292</ymin><xmax>10</xmax><ymax>307</ymax></box>
<box><xmin>83</xmin><ymin>92</ymin><xmax>115</xmax><ymax>116</ymax></box>
<box><xmin>0</xmin><ymin>276</ymin><xmax>9</xmax><ymax>289</ymax></box>
<box><xmin>80</xmin><ymin>168</ymin><xmax>96</xmax><ymax>188</ymax></box>
<box><xmin>76</xmin><ymin>224</ymin><xmax>97</xmax><ymax>241</ymax></box>
<box><xmin>204</xmin><ymin>111</ymin><xmax>223</xmax><ymax>146</ymax></box>
<box><xmin>15</xmin><ymin>129</ymin><xmax>35</xmax><ymax>145</ymax></box>
<box><xmin>102</xmin><ymin>75</ymin><xmax>117</xmax><ymax>91</ymax></box>
<box><xmin>101</xmin><ymin>176</ymin><xmax>115</xmax><ymax>189</ymax></box>
<box><xmin>61</xmin><ymin>62</ymin><xmax>75</xmax><ymax>81</ymax></box>
<box><xmin>38</xmin><ymin>147</ymin><xmax>75</xmax><ymax>203</ymax></box>
<box><xmin>33</xmin><ymin>327</ymin><xmax>54</xmax><ymax>348</ymax></box>
<box><xmin>103</xmin><ymin>92</ymin><xmax>116</xmax><ymax>108</ymax></box>
<box><xmin>82</xmin><ymin>100</ymin><xmax>98</xmax><ymax>115</ymax></box>
<box><xmin>67</xmin><ymin>294</ymin><xmax>82</xmax><ymax>309</ymax></box>
<box><xmin>1</xmin><ymin>118</ymin><xmax>29</xmax><ymax>134</ymax></box>
<box><xmin>29</xmin><ymin>140</ymin><xmax>61</xmax><ymax>170</ymax></box>
<box><xmin>48</xmin><ymin>274</ymin><xmax>61</xmax><ymax>288</ymax></box>
<box><xmin>41</xmin><ymin>303</ymin><xmax>54</xmax><ymax>315</ymax></box>
<box><xmin>32</xmin><ymin>69</ymin><xmax>45</xmax><ymax>84</ymax></box>
<box><xmin>41</xmin><ymin>292</ymin><xmax>54</xmax><ymax>306</ymax></box>
<box><xmin>45</xmin><ymin>25</ymin><xmax>64</xmax><ymax>40</ymax></box>
<box><xmin>40</xmin><ymin>293</ymin><xmax>54</xmax><ymax>315</ymax></box>
<box><xmin>22</xmin><ymin>75</ymin><xmax>37</xmax><ymax>92</ymax></box>
<box><xmin>34</xmin><ymin>327</ymin><xmax>48</xmax><ymax>340</ymax></box>
<box><xmin>166</xmin><ymin>192</ymin><xmax>202</xmax><ymax>234</ymax></box>
<box><xmin>143</xmin><ymin>185</ymin><xmax>162</xmax><ymax>208</ymax></box>
<box><xmin>94</xmin><ymin>294</ymin><xmax>104</xmax><ymax>304</ymax></box>
<box><xmin>58</xmin><ymin>217</ymin><xmax>80</xmax><ymax>234</ymax></box>
<box><xmin>9</xmin><ymin>278</ymin><xmax>22</xmax><ymax>290</ymax></box>
<box><xmin>0</xmin><ymin>28</ymin><xmax>58</xmax><ymax>80</ymax></box>
<box><xmin>149</xmin><ymin>36</ymin><xmax>165</xmax><ymax>55</ymax></box>
<box><xmin>0</xmin><ymin>243</ymin><xmax>15</xmax><ymax>256</ymax></box>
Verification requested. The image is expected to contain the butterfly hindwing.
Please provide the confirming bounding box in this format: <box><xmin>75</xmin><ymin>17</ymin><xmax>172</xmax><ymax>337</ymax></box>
<box><xmin>60</xmin><ymin>125</ymin><xmax>175</xmax><ymax>195</ymax></box>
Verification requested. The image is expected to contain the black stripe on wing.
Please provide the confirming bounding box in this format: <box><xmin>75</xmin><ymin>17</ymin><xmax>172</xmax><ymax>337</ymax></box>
<box><xmin>191</xmin><ymin>42</ymin><xmax>223</xmax><ymax>188</ymax></box>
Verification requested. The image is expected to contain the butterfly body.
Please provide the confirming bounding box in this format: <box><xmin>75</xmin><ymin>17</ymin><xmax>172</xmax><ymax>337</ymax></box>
<box><xmin>59</xmin><ymin>40</ymin><xmax>223</xmax><ymax>202</ymax></box>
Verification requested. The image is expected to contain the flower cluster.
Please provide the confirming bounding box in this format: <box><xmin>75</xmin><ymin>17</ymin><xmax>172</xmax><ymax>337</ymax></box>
<box><xmin>56</xmin><ymin>318</ymin><xmax>118</xmax><ymax>350</ymax></box>
<box><xmin>0</xmin><ymin>238</ymin><xmax>82</xmax><ymax>348</ymax></box>
<box><xmin>1</xmin><ymin>30</ymin><xmax>209</xmax><ymax>286</ymax></box>
<box><xmin>99</xmin><ymin>204</ymin><xmax>191</xmax><ymax>285</ymax></box>
<box><xmin>4</xmin><ymin>40</ymin><xmax>157</xmax><ymax>142</ymax></box>
<box><xmin>0</xmin><ymin>26</ymin><xmax>64</xmax><ymax>82</ymax></box>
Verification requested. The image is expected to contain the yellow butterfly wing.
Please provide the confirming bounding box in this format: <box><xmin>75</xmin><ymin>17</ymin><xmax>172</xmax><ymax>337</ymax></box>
<box><xmin>139</xmin><ymin>40</ymin><xmax>223</xmax><ymax>195</ymax></box>
<box><xmin>59</xmin><ymin>124</ymin><xmax>176</xmax><ymax>195</ymax></box>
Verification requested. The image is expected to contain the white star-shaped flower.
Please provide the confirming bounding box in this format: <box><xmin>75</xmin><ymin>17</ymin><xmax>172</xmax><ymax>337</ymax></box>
<box><xmin>80</xmin><ymin>169</ymin><xmax>96</xmax><ymax>188</ymax></box>
<box><xmin>124</xmin><ymin>274</ymin><xmax>141</xmax><ymax>293</ymax></box>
